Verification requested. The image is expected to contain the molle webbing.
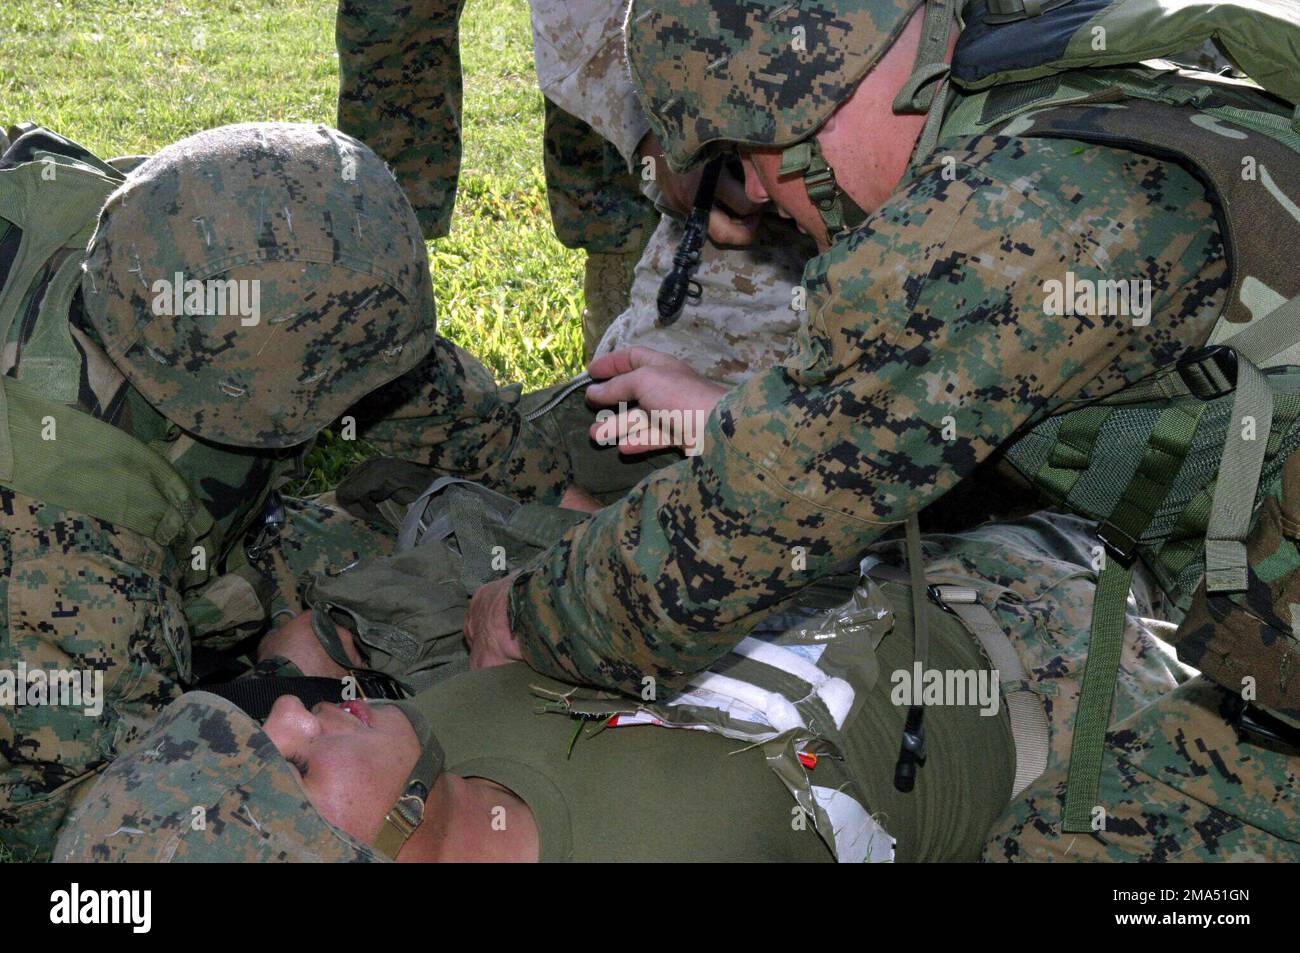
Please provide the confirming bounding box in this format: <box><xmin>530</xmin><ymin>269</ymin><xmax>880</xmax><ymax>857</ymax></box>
<box><xmin>1061</xmin><ymin>404</ymin><xmax>1201</xmax><ymax>831</ymax></box>
<box><xmin>0</xmin><ymin>128</ymin><xmax>219</xmax><ymax>580</ymax></box>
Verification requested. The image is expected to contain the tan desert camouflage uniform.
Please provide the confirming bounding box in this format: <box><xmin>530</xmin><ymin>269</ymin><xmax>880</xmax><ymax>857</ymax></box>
<box><xmin>529</xmin><ymin>0</ymin><xmax>818</xmax><ymax>380</ymax></box>
<box><xmin>335</xmin><ymin>0</ymin><xmax>655</xmax><ymax>250</ymax></box>
<box><xmin>336</xmin><ymin>0</ymin><xmax>658</xmax><ymax>357</ymax></box>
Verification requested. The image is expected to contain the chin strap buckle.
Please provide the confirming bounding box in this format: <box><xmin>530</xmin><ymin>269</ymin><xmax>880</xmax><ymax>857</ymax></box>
<box><xmin>777</xmin><ymin>138</ymin><xmax>867</xmax><ymax>240</ymax></box>
<box><xmin>374</xmin><ymin>779</ymin><xmax>429</xmax><ymax>861</ymax></box>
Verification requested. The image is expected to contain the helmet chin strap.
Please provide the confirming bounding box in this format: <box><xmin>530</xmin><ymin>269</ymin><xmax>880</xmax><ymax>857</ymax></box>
<box><xmin>373</xmin><ymin>700</ymin><xmax>444</xmax><ymax>861</ymax></box>
<box><xmin>775</xmin><ymin>0</ymin><xmax>963</xmax><ymax>241</ymax></box>
<box><xmin>778</xmin><ymin>137</ymin><xmax>868</xmax><ymax>241</ymax></box>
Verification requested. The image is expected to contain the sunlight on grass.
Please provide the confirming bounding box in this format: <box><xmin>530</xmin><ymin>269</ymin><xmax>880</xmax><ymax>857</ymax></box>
<box><xmin>1</xmin><ymin>0</ymin><xmax>585</xmax><ymax>493</ymax></box>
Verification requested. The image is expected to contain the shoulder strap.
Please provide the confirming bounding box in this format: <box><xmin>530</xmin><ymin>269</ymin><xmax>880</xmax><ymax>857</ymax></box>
<box><xmin>0</xmin><ymin>375</ymin><xmax>214</xmax><ymax>586</ymax></box>
<box><xmin>0</xmin><ymin>148</ymin><xmax>121</xmax><ymax>356</ymax></box>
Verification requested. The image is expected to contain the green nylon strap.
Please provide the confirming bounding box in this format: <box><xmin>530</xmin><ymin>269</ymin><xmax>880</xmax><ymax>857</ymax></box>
<box><xmin>1224</xmin><ymin>294</ymin><xmax>1300</xmax><ymax>368</ymax></box>
<box><xmin>17</xmin><ymin>248</ymin><xmax>89</xmax><ymax>403</ymax></box>
<box><xmin>904</xmin><ymin>512</ymin><xmax>929</xmax><ymax>676</ymax></box>
<box><xmin>983</xmin><ymin>0</ymin><xmax>1073</xmax><ymax>21</ymax></box>
<box><xmin>1061</xmin><ymin>405</ymin><xmax>1201</xmax><ymax>831</ymax></box>
<box><xmin>892</xmin><ymin>0</ymin><xmax>958</xmax><ymax>115</ymax></box>
<box><xmin>911</xmin><ymin>77</ymin><xmax>954</xmax><ymax>166</ymax></box>
<box><xmin>1204</xmin><ymin>357</ymin><xmax>1274</xmax><ymax>592</ymax></box>
<box><xmin>1103</xmin><ymin>404</ymin><xmax>1204</xmax><ymax>552</ymax></box>
<box><xmin>0</xmin><ymin>375</ymin><xmax>214</xmax><ymax>583</ymax></box>
<box><xmin>1061</xmin><ymin>557</ymin><xmax>1135</xmax><ymax>832</ymax></box>
<box><xmin>893</xmin><ymin>0</ymin><xmax>961</xmax><ymax>165</ymax></box>
<box><xmin>0</xmin><ymin>160</ymin><xmax>119</xmax><ymax>353</ymax></box>
<box><xmin>777</xmin><ymin>139</ymin><xmax>867</xmax><ymax>238</ymax></box>
<box><xmin>1158</xmin><ymin>490</ymin><xmax>1215</xmax><ymax>588</ymax></box>
<box><xmin>1033</xmin><ymin>404</ymin><xmax>1111</xmax><ymax>503</ymax></box>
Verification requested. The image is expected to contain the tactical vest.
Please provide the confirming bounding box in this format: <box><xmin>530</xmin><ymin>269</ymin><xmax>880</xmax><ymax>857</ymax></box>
<box><xmin>906</xmin><ymin>0</ymin><xmax>1300</xmax><ymax>830</ymax></box>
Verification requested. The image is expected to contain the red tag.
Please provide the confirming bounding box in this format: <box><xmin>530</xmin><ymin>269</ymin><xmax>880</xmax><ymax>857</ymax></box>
<box><xmin>798</xmin><ymin>751</ymin><xmax>818</xmax><ymax>770</ymax></box>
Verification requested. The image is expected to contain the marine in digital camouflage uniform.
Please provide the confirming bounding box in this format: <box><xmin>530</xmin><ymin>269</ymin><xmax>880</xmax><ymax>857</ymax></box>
<box><xmin>336</xmin><ymin>0</ymin><xmax>468</xmax><ymax>242</ymax></box>
<box><xmin>504</xmin><ymin>0</ymin><xmax>1228</xmax><ymax>691</ymax></box>
<box><xmin>472</xmin><ymin>0</ymin><xmax>1299</xmax><ymax>863</ymax></box>
<box><xmin>0</xmin><ymin>122</ymin><xmax>443</xmax><ymax>860</ymax></box>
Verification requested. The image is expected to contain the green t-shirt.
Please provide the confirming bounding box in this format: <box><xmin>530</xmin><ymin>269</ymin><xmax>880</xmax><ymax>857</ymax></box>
<box><xmin>418</xmin><ymin>663</ymin><xmax>834</xmax><ymax>862</ymax></box>
<box><xmin>416</xmin><ymin>579</ymin><xmax>1015</xmax><ymax>862</ymax></box>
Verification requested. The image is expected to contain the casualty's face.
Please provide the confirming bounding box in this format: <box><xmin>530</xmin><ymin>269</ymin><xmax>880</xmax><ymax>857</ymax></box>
<box><xmin>264</xmin><ymin>694</ymin><xmax>421</xmax><ymax>845</ymax></box>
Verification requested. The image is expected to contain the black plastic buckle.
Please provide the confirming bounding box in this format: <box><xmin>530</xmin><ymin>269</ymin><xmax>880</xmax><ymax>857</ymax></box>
<box><xmin>1229</xmin><ymin>697</ymin><xmax>1300</xmax><ymax>755</ymax></box>
<box><xmin>351</xmin><ymin>669</ymin><xmax>405</xmax><ymax>701</ymax></box>
<box><xmin>893</xmin><ymin>705</ymin><xmax>927</xmax><ymax>793</ymax></box>
<box><xmin>1096</xmin><ymin>521</ymin><xmax>1139</xmax><ymax>568</ymax></box>
<box><xmin>1176</xmin><ymin>345</ymin><xmax>1238</xmax><ymax>401</ymax></box>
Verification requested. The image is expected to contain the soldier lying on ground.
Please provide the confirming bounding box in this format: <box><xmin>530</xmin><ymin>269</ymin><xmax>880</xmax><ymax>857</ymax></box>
<box><xmin>55</xmin><ymin>511</ymin><xmax>1196</xmax><ymax>862</ymax></box>
<box><xmin>0</xmin><ymin>121</ymin><xmax>442</xmax><ymax>860</ymax></box>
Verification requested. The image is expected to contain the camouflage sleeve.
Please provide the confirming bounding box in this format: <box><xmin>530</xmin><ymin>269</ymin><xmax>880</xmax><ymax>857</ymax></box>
<box><xmin>0</xmin><ymin>493</ymin><xmax>190</xmax><ymax>860</ymax></box>
<box><xmin>354</xmin><ymin>336</ymin><xmax>574</xmax><ymax>504</ymax></box>
<box><xmin>508</xmin><ymin>135</ymin><xmax>1228</xmax><ymax>694</ymax></box>
<box><xmin>530</xmin><ymin>0</ymin><xmax>650</xmax><ymax>166</ymax></box>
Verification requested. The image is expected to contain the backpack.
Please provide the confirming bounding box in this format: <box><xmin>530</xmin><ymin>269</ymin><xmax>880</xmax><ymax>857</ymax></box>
<box><xmin>901</xmin><ymin>0</ymin><xmax>1300</xmax><ymax>831</ymax></box>
<box><xmin>0</xmin><ymin>124</ymin><xmax>216</xmax><ymax>580</ymax></box>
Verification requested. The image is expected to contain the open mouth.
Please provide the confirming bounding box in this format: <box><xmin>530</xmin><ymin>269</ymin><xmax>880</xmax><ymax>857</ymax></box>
<box><xmin>338</xmin><ymin>699</ymin><xmax>374</xmax><ymax>728</ymax></box>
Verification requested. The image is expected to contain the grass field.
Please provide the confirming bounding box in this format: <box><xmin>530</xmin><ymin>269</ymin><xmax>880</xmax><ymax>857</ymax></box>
<box><xmin>0</xmin><ymin>0</ymin><xmax>585</xmax><ymax>490</ymax></box>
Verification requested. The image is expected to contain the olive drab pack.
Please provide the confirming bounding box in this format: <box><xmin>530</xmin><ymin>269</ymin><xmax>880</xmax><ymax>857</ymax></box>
<box><xmin>307</xmin><ymin>468</ymin><xmax>592</xmax><ymax>696</ymax></box>
<box><xmin>0</xmin><ymin>125</ymin><xmax>218</xmax><ymax>583</ymax></box>
<box><xmin>928</xmin><ymin>0</ymin><xmax>1300</xmax><ymax>830</ymax></box>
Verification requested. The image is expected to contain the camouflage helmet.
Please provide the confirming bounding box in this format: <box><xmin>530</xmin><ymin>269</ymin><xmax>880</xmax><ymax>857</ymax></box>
<box><xmin>626</xmin><ymin>0</ymin><xmax>924</xmax><ymax>172</ymax></box>
<box><xmin>53</xmin><ymin>691</ymin><xmax>443</xmax><ymax>863</ymax></box>
<box><xmin>81</xmin><ymin>122</ymin><xmax>436</xmax><ymax>449</ymax></box>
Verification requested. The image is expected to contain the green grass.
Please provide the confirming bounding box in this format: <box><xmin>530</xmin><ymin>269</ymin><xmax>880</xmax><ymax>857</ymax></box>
<box><xmin>0</xmin><ymin>0</ymin><xmax>585</xmax><ymax>491</ymax></box>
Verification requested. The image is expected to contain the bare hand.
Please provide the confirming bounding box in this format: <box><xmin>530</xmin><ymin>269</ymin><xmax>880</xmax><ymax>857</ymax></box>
<box><xmin>638</xmin><ymin>131</ymin><xmax>764</xmax><ymax>246</ymax></box>
<box><xmin>586</xmin><ymin>347</ymin><xmax>728</xmax><ymax>456</ymax></box>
